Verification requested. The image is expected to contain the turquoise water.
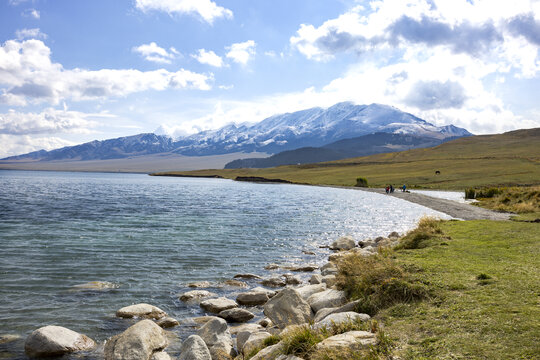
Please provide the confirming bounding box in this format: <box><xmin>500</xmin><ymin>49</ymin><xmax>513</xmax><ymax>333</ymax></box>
<box><xmin>0</xmin><ymin>170</ymin><xmax>448</xmax><ymax>358</ymax></box>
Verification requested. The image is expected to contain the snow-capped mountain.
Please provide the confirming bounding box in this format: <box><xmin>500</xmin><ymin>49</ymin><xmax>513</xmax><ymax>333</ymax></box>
<box><xmin>171</xmin><ymin>102</ymin><xmax>472</xmax><ymax>156</ymax></box>
<box><xmin>2</xmin><ymin>102</ymin><xmax>472</xmax><ymax>161</ymax></box>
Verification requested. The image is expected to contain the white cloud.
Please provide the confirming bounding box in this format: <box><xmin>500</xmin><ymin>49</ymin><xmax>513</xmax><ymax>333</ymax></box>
<box><xmin>135</xmin><ymin>0</ymin><xmax>233</xmax><ymax>24</ymax></box>
<box><xmin>132</xmin><ymin>42</ymin><xmax>178</xmax><ymax>64</ymax></box>
<box><xmin>192</xmin><ymin>49</ymin><xmax>224</xmax><ymax>67</ymax></box>
<box><xmin>0</xmin><ymin>108</ymin><xmax>102</xmax><ymax>135</ymax></box>
<box><xmin>22</xmin><ymin>8</ymin><xmax>40</xmax><ymax>19</ymax></box>
<box><xmin>0</xmin><ymin>39</ymin><xmax>213</xmax><ymax>106</ymax></box>
<box><xmin>15</xmin><ymin>28</ymin><xmax>47</xmax><ymax>40</ymax></box>
<box><xmin>0</xmin><ymin>134</ymin><xmax>76</xmax><ymax>159</ymax></box>
<box><xmin>226</xmin><ymin>40</ymin><xmax>256</xmax><ymax>65</ymax></box>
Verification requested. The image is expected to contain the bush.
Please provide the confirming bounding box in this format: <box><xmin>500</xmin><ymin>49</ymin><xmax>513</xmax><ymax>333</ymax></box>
<box><xmin>396</xmin><ymin>217</ymin><xmax>444</xmax><ymax>250</ymax></box>
<box><xmin>336</xmin><ymin>253</ymin><xmax>430</xmax><ymax>315</ymax></box>
<box><xmin>281</xmin><ymin>326</ymin><xmax>323</xmax><ymax>358</ymax></box>
<box><xmin>465</xmin><ymin>188</ymin><xmax>476</xmax><ymax>199</ymax></box>
<box><xmin>355</xmin><ymin>177</ymin><xmax>369</xmax><ymax>187</ymax></box>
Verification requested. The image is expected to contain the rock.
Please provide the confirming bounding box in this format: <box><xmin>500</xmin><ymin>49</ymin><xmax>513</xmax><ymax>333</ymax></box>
<box><xmin>242</xmin><ymin>332</ymin><xmax>272</xmax><ymax>356</ymax></box>
<box><xmin>190</xmin><ymin>316</ymin><xmax>217</xmax><ymax>325</ymax></box>
<box><xmin>188</xmin><ymin>281</ymin><xmax>212</xmax><ymax>288</ymax></box>
<box><xmin>279</xmin><ymin>324</ymin><xmax>305</xmax><ymax>337</ymax></box>
<box><xmin>350</xmin><ymin>248</ymin><xmax>374</xmax><ymax>257</ymax></box>
<box><xmin>24</xmin><ymin>326</ymin><xmax>95</xmax><ymax>358</ymax></box>
<box><xmin>200</xmin><ymin>297</ymin><xmax>238</xmax><ymax>313</ymax></box>
<box><xmin>104</xmin><ymin>319</ymin><xmax>168</xmax><ymax>360</ymax></box>
<box><xmin>322</xmin><ymin>275</ymin><xmax>336</xmax><ymax>287</ymax></box>
<box><xmin>295</xmin><ymin>284</ymin><xmax>327</xmax><ymax>301</ymax></box>
<box><xmin>388</xmin><ymin>231</ymin><xmax>400</xmax><ymax>238</ymax></box>
<box><xmin>374</xmin><ymin>236</ymin><xmax>385</xmax><ymax>242</ymax></box>
<box><xmin>282</xmin><ymin>273</ymin><xmax>302</xmax><ymax>285</ymax></box>
<box><xmin>236</xmin><ymin>331</ymin><xmax>252</xmax><ymax>354</ymax></box>
<box><xmin>178</xmin><ymin>335</ymin><xmax>212</xmax><ymax>360</ymax></box>
<box><xmin>261</xmin><ymin>277</ymin><xmax>286</xmax><ymax>288</ymax></box>
<box><xmin>285</xmin><ymin>264</ymin><xmax>319</xmax><ymax>272</ymax></box>
<box><xmin>151</xmin><ymin>351</ymin><xmax>172</xmax><ymax>360</ymax></box>
<box><xmin>0</xmin><ymin>334</ymin><xmax>20</xmax><ymax>344</ymax></box>
<box><xmin>328</xmin><ymin>252</ymin><xmax>345</xmax><ymax>262</ymax></box>
<box><xmin>233</xmin><ymin>273</ymin><xmax>262</xmax><ymax>280</ymax></box>
<box><xmin>309</xmin><ymin>274</ymin><xmax>323</xmax><ymax>284</ymax></box>
<box><xmin>275</xmin><ymin>356</ymin><xmax>304</xmax><ymax>360</ymax></box>
<box><xmin>229</xmin><ymin>323</ymin><xmax>264</xmax><ymax>335</ymax></box>
<box><xmin>218</xmin><ymin>308</ymin><xmax>255</xmax><ymax>323</ymax></box>
<box><xmin>249</xmin><ymin>343</ymin><xmax>283</xmax><ymax>360</ymax></box>
<box><xmin>313</xmin><ymin>312</ymin><xmax>371</xmax><ymax>330</ymax></box>
<box><xmin>307</xmin><ymin>289</ymin><xmax>347</xmax><ymax>313</ymax></box>
<box><xmin>263</xmin><ymin>288</ymin><xmax>312</xmax><ymax>329</ymax></box>
<box><xmin>264</xmin><ymin>263</ymin><xmax>280</xmax><ymax>270</ymax></box>
<box><xmin>358</xmin><ymin>239</ymin><xmax>375</xmax><ymax>248</ymax></box>
<box><xmin>156</xmin><ymin>317</ymin><xmax>180</xmax><ymax>329</ymax></box>
<box><xmin>315</xmin><ymin>331</ymin><xmax>376</xmax><ymax>352</ymax></box>
<box><xmin>70</xmin><ymin>281</ymin><xmax>118</xmax><ymax>291</ymax></box>
<box><xmin>252</xmin><ymin>286</ymin><xmax>277</xmax><ymax>297</ymax></box>
<box><xmin>258</xmin><ymin>318</ymin><xmax>272</xmax><ymax>328</ymax></box>
<box><xmin>197</xmin><ymin>317</ymin><xmax>235</xmax><ymax>360</ymax></box>
<box><xmin>116</xmin><ymin>303</ymin><xmax>167</xmax><ymax>320</ymax></box>
<box><xmin>179</xmin><ymin>290</ymin><xmax>217</xmax><ymax>302</ymax></box>
<box><xmin>320</xmin><ymin>263</ymin><xmax>338</xmax><ymax>276</ymax></box>
<box><xmin>312</xmin><ymin>300</ymin><xmax>362</xmax><ymax>322</ymax></box>
<box><xmin>222</xmin><ymin>279</ymin><xmax>248</xmax><ymax>288</ymax></box>
<box><xmin>237</xmin><ymin>290</ymin><xmax>270</xmax><ymax>306</ymax></box>
<box><xmin>330</xmin><ymin>236</ymin><xmax>356</xmax><ymax>250</ymax></box>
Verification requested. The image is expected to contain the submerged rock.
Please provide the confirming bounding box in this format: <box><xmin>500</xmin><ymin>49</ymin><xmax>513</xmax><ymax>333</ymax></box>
<box><xmin>188</xmin><ymin>281</ymin><xmax>212</xmax><ymax>288</ymax></box>
<box><xmin>218</xmin><ymin>308</ymin><xmax>255</xmax><ymax>323</ymax></box>
<box><xmin>179</xmin><ymin>290</ymin><xmax>216</xmax><ymax>302</ymax></box>
<box><xmin>200</xmin><ymin>297</ymin><xmax>238</xmax><ymax>314</ymax></box>
<box><xmin>284</xmin><ymin>264</ymin><xmax>319</xmax><ymax>272</ymax></box>
<box><xmin>25</xmin><ymin>325</ymin><xmax>95</xmax><ymax>358</ymax></box>
<box><xmin>221</xmin><ymin>279</ymin><xmax>248</xmax><ymax>288</ymax></box>
<box><xmin>282</xmin><ymin>273</ymin><xmax>302</xmax><ymax>285</ymax></box>
<box><xmin>233</xmin><ymin>273</ymin><xmax>262</xmax><ymax>280</ymax></box>
<box><xmin>104</xmin><ymin>319</ymin><xmax>168</xmax><ymax>360</ymax></box>
<box><xmin>70</xmin><ymin>281</ymin><xmax>118</xmax><ymax>291</ymax></box>
<box><xmin>116</xmin><ymin>303</ymin><xmax>167</xmax><ymax>320</ymax></box>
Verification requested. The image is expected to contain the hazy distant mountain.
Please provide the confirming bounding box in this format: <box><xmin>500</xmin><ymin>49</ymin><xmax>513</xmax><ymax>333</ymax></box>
<box><xmin>225</xmin><ymin>132</ymin><xmax>455</xmax><ymax>169</ymax></box>
<box><xmin>2</xmin><ymin>102</ymin><xmax>472</xmax><ymax>162</ymax></box>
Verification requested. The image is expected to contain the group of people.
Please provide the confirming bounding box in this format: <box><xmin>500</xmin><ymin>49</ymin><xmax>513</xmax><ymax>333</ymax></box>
<box><xmin>385</xmin><ymin>184</ymin><xmax>407</xmax><ymax>194</ymax></box>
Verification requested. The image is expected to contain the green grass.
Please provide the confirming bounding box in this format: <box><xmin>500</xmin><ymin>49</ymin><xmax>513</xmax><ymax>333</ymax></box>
<box><xmin>153</xmin><ymin>128</ymin><xmax>540</xmax><ymax>190</ymax></box>
<box><xmin>380</xmin><ymin>220</ymin><xmax>540</xmax><ymax>359</ymax></box>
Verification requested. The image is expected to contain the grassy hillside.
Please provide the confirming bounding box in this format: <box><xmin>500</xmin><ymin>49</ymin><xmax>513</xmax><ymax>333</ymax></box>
<box><xmin>154</xmin><ymin>128</ymin><xmax>540</xmax><ymax>190</ymax></box>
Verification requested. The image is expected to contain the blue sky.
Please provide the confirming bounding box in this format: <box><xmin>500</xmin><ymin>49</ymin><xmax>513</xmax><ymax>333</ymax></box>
<box><xmin>1</xmin><ymin>0</ymin><xmax>539</xmax><ymax>158</ymax></box>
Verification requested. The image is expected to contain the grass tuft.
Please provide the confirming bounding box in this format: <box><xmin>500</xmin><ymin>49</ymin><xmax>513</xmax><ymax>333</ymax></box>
<box><xmin>396</xmin><ymin>216</ymin><xmax>445</xmax><ymax>250</ymax></box>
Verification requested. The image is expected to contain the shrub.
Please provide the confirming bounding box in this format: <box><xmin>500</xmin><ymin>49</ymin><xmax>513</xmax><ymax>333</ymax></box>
<box><xmin>465</xmin><ymin>188</ymin><xmax>476</xmax><ymax>199</ymax></box>
<box><xmin>281</xmin><ymin>326</ymin><xmax>323</xmax><ymax>358</ymax></box>
<box><xmin>336</xmin><ymin>253</ymin><xmax>430</xmax><ymax>315</ymax></box>
<box><xmin>355</xmin><ymin>177</ymin><xmax>369</xmax><ymax>187</ymax></box>
<box><xmin>396</xmin><ymin>217</ymin><xmax>444</xmax><ymax>250</ymax></box>
<box><xmin>262</xmin><ymin>334</ymin><xmax>281</xmax><ymax>347</ymax></box>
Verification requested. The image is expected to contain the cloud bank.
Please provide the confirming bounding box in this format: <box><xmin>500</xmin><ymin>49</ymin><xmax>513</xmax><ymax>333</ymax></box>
<box><xmin>135</xmin><ymin>0</ymin><xmax>233</xmax><ymax>24</ymax></box>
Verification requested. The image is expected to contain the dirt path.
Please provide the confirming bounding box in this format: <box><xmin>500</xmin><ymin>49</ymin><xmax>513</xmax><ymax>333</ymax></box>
<box><xmin>356</xmin><ymin>187</ymin><xmax>512</xmax><ymax>221</ymax></box>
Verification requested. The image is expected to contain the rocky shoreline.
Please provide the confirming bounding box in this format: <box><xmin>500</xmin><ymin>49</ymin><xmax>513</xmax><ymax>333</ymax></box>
<box><xmin>16</xmin><ymin>232</ymin><xmax>402</xmax><ymax>360</ymax></box>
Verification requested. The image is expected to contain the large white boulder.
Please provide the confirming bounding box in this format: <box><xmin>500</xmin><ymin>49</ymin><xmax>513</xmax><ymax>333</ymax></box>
<box><xmin>263</xmin><ymin>288</ymin><xmax>312</xmax><ymax>329</ymax></box>
<box><xmin>197</xmin><ymin>317</ymin><xmax>235</xmax><ymax>359</ymax></box>
<box><xmin>25</xmin><ymin>325</ymin><xmax>95</xmax><ymax>358</ymax></box>
<box><xmin>315</xmin><ymin>331</ymin><xmax>376</xmax><ymax>352</ymax></box>
<box><xmin>313</xmin><ymin>312</ymin><xmax>371</xmax><ymax>330</ymax></box>
<box><xmin>104</xmin><ymin>319</ymin><xmax>168</xmax><ymax>360</ymax></box>
<box><xmin>295</xmin><ymin>284</ymin><xmax>327</xmax><ymax>301</ymax></box>
<box><xmin>313</xmin><ymin>299</ymin><xmax>362</xmax><ymax>322</ymax></box>
<box><xmin>116</xmin><ymin>303</ymin><xmax>167</xmax><ymax>320</ymax></box>
<box><xmin>178</xmin><ymin>335</ymin><xmax>212</xmax><ymax>360</ymax></box>
<box><xmin>307</xmin><ymin>289</ymin><xmax>347</xmax><ymax>313</ymax></box>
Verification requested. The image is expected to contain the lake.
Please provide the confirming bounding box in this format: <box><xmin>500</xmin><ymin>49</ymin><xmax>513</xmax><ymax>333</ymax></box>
<box><xmin>0</xmin><ymin>170</ymin><xmax>449</xmax><ymax>359</ymax></box>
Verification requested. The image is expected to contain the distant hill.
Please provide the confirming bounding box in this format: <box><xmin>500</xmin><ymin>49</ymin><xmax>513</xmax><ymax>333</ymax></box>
<box><xmin>225</xmin><ymin>132</ymin><xmax>455</xmax><ymax>169</ymax></box>
<box><xmin>155</xmin><ymin>128</ymin><xmax>540</xmax><ymax>190</ymax></box>
<box><xmin>2</xmin><ymin>102</ymin><xmax>471</xmax><ymax>162</ymax></box>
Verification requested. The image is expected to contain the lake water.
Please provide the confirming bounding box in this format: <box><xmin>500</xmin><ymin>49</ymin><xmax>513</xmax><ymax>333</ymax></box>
<box><xmin>0</xmin><ymin>171</ymin><xmax>449</xmax><ymax>359</ymax></box>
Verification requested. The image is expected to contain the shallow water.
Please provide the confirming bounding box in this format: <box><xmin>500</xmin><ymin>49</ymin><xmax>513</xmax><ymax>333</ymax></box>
<box><xmin>0</xmin><ymin>170</ymin><xmax>449</xmax><ymax>359</ymax></box>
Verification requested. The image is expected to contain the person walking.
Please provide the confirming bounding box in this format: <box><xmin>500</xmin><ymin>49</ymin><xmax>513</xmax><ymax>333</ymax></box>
<box><xmin>402</xmin><ymin>184</ymin><xmax>406</xmax><ymax>192</ymax></box>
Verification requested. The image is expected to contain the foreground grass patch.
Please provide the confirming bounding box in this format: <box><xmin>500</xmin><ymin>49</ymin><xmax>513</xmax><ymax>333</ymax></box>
<box><xmin>381</xmin><ymin>220</ymin><xmax>540</xmax><ymax>359</ymax></box>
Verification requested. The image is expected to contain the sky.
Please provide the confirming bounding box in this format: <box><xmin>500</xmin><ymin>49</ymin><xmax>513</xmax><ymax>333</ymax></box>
<box><xmin>1</xmin><ymin>0</ymin><xmax>539</xmax><ymax>158</ymax></box>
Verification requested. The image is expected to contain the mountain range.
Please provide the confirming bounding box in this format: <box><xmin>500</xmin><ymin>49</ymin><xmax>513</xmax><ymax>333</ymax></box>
<box><xmin>2</xmin><ymin>102</ymin><xmax>472</xmax><ymax>167</ymax></box>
